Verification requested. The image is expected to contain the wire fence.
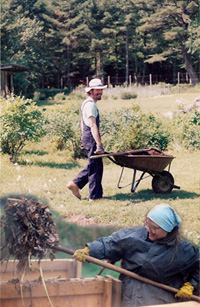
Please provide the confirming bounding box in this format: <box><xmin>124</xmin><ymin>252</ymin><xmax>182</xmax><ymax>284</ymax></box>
<box><xmin>101</xmin><ymin>72</ymin><xmax>200</xmax><ymax>87</ymax></box>
<box><xmin>62</xmin><ymin>71</ymin><xmax>200</xmax><ymax>91</ymax></box>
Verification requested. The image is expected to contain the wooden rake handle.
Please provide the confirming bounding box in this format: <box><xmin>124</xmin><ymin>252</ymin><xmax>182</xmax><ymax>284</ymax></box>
<box><xmin>53</xmin><ymin>245</ymin><xmax>200</xmax><ymax>302</ymax></box>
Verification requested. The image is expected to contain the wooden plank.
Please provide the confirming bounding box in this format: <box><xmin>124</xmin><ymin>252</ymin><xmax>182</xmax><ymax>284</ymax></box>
<box><xmin>0</xmin><ymin>259</ymin><xmax>82</xmax><ymax>281</ymax></box>
<box><xmin>102</xmin><ymin>279</ymin><xmax>112</xmax><ymax>307</ymax></box>
<box><xmin>1</xmin><ymin>278</ymin><xmax>113</xmax><ymax>307</ymax></box>
<box><xmin>1</xmin><ymin>278</ymin><xmax>106</xmax><ymax>298</ymax></box>
<box><xmin>1</xmin><ymin>259</ymin><xmax>76</xmax><ymax>272</ymax></box>
<box><xmin>105</xmin><ymin>275</ymin><xmax>122</xmax><ymax>307</ymax></box>
<box><xmin>76</xmin><ymin>261</ymin><xmax>82</xmax><ymax>278</ymax></box>
<box><xmin>0</xmin><ymin>294</ymin><xmax>103</xmax><ymax>307</ymax></box>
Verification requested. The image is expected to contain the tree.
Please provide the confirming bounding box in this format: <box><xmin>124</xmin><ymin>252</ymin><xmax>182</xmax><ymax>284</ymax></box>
<box><xmin>51</xmin><ymin>0</ymin><xmax>92</xmax><ymax>87</ymax></box>
<box><xmin>1</xmin><ymin>0</ymin><xmax>67</xmax><ymax>95</ymax></box>
<box><xmin>79</xmin><ymin>0</ymin><xmax>107</xmax><ymax>78</ymax></box>
<box><xmin>135</xmin><ymin>0</ymin><xmax>199</xmax><ymax>85</ymax></box>
<box><xmin>1</xmin><ymin>0</ymin><xmax>199</xmax><ymax>91</ymax></box>
<box><xmin>101</xmin><ymin>0</ymin><xmax>126</xmax><ymax>84</ymax></box>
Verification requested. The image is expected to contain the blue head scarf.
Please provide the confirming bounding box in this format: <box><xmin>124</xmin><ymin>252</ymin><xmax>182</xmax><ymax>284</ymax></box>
<box><xmin>147</xmin><ymin>203</ymin><xmax>181</xmax><ymax>232</ymax></box>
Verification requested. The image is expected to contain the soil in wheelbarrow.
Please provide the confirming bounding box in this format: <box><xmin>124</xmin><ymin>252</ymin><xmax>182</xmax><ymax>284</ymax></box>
<box><xmin>113</xmin><ymin>148</ymin><xmax>167</xmax><ymax>156</ymax></box>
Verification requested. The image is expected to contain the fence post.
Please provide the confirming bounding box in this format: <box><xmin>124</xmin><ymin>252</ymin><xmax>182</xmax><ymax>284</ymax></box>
<box><xmin>108</xmin><ymin>76</ymin><xmax>110</xmax><ymax>88</ymax></box>
<box><xmin>149</xmin><ymin>74</ymin><xmax>152</xmax><ymax>91</ymax></box>
<box><xmin>178</xmin><ymin>72</ymin><xmax>180</xmax><ymax>93</ymax></box>
<box><xmin>168</xmin><ymin>84</ymin><xmax>171</xmax><ymax>95</ymax></box>
<box><xmin>86</xmin><ymin>77</ymin><xmax>89</xmax><ymax>86</ymax></box>
<box><xmin>129</xmin><ymin>75</ymin><xmax>132</xmax><ymax>87</ymax></box>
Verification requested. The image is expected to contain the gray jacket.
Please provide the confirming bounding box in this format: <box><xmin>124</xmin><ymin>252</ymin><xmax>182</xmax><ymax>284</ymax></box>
<box><xmin>87</xmin><ymin>226</ymin><xmax>199</xmax><ymax>307</ymax></box>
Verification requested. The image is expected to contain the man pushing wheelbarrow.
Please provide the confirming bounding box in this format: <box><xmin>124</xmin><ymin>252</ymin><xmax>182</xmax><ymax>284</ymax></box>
<box><xmin>91</xmin><ymin>147</ymin><xmax>180</xmax><ymax>194</ymax></box>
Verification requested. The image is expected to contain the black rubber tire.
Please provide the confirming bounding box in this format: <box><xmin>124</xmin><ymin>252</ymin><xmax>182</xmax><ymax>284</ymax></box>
<box><xmin>152</xmin><ymin>171</ymin><xmax>174</xmax><ymax>194</ymax></box>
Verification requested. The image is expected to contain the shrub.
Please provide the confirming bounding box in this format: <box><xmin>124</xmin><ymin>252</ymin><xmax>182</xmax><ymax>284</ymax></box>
<box><xmin>35</xmin><ymin>88</ymin><xmax>70</xmax><ymax>101</ymax></box>
<box><xmin>171</xmin><ymin>110</ymin><xmax>200</xmax><ymax>150</ymax></box>
<box><xmin>54</xmin><ymin>92</ymin><xmax>67</xmax><ymax>102</ymax></box>
<box><xmin>101</xmin><ymin>107</ymin><xmax>169</xmax><ymax>152</ymax></box>
<box><xmin>45</xmin><ymin>105</ymin><xmax>85</xmax><ymax>158</ymax></box>
<box><xmin>121</xmin><ymin>92</ymin><xmax>137</xmax><ymax>100</ymax></box>
<box><xmin>0</xmin><ymin>95</ymin><xmax>46</xmax><ymax>162</ymax></box>
<box><xmin>118</xmin><ymin>113</ymin><xmax>169</xmax><ymax>150</ymax></box>
<box><xmin>68</xmin><ymin>91</ymin><xmax>86</xmax><ymax>101</ymax></box>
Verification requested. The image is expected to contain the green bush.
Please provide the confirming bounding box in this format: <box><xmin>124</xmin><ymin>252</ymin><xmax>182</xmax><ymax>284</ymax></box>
<box><xmin>45</xmin><ymin>105</ymin><xmax>85</xmax><ymax>158</ymax></box>
<box><xmin>68</xmin><ymin>91</ymin><xmax>86</xmax><ymax>101</ymax></box>
<box><xmin>54</xmin><ymin>92</ymin><xmax>67</xmax><ymax>102</ymax></box>
<box><xmin>0</xmin><ymin>96</ymin><xmax>46</xmax><ymax>162</ymax></box>
<box><xmin>171</xmin><ymin>109</ymin><xmax>200</xmax><ymax>150</ymax></box>
<box><xmin>121</xmin><ymin>92</ymin><xmax>137</xmax><ymax>100</ymax></box>
<box><xmin>101</xmin><ymin>107</ymin><xmax>169</xmax><ymax>152</ymax></box>
<box><xmin>35</xmin><ymin>88</ymin><xmax>70</xmax><ymax>101</ymax></box>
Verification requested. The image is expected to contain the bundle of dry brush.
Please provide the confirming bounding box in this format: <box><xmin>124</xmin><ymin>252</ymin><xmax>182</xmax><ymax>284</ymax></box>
<box><xmin>0</xmin><ymin>197</ymin><xmax>59</xmax><ymax>273</ymax></box>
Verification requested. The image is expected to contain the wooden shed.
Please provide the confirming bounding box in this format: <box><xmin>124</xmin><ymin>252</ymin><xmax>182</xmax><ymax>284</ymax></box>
<box><xmin>0</xmin><ymin>64</ymin><xmax>28</xmax><ymax>97</ymax></box>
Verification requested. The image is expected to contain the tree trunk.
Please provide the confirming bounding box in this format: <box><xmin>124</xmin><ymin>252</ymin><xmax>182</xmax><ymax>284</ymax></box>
<box><xmin>125</xmin><ymin>27</ymin><xmax>129</xmax><ymax>86</ymax></box>
<box><xmin>96</xmin><ymin>50</ymin><xmax>102</xmax><ymax>77</ymax></box>
<box><xmin>67</xmin><ymin>45</ymin><xmax>71</xmax><ymax>88</ymax></box>
<box><xmin>42</xmin><ymin>73</ymin><xmax>45</xmax><ymax>89</ymax></box>
<box><xmin>183</xmin><ymin>47</ymin><xmax>199</xmax><ymax>85</ymax></box>
<box><xmin>115</xmin><ymin>46</ymin><xmax>119</xmax><ymax>85</ymax></box>
<box><xmin>57</xmin><ymin>71</ymin><xmax>61</xmax><ymax>88</ymax></box>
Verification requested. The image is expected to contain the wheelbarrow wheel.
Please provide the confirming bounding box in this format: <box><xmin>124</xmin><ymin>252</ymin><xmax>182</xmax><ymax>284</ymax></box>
<box><xmin>152</xmin><ymin>171</ymin><xmax>174</xmax><ymax>194</ymax></box>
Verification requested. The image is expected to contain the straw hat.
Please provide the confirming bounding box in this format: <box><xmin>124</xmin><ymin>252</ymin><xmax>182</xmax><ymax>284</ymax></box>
<box><xmin>85</xmin><ymin>78</ymin><xmax>107</xmax><ymax>93</ymax></box>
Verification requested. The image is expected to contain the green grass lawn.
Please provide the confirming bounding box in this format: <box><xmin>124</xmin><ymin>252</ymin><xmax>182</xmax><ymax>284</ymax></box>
<box><xmin>1</xmin><ymin>145</ymin><xmax>199</xmax><ymax>278</ymax></box>
<box><xmin>37</xmin><ymin>87</ymin><xmax>200</xmax><ymax>115</ymax></box>
<box><xmin>1</xmin><ymin>141</ymin><xmax>200</xmax><ymax>247</ymax></box>
<box><xmin>1</xmin><ymin>90</ymin><xmax>200</xmax><ymax>278</ymax></box>
<box><xmin>99</xmin><ymin>92</ymin><xmax>199</xmax><ymax>114</ymax></box>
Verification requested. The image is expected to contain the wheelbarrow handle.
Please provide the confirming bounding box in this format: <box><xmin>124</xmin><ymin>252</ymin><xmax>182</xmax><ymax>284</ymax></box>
<box><xmin>52</xmin><ymin>245</ymin><xmax>200</xmax><ymax>302</ymax></box>
<box><xmin>91</xmin><ymin>148</ymin><xmax>163</xmax><ymax>159</ymax></box>
<box><xmin>91</xmin><ymin>152</ymin><xmax>129</xmax><ymax>159</ymax></box>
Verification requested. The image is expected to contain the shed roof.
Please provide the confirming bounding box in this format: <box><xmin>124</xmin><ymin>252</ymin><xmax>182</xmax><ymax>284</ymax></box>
<box><xmin>0</xmin><ymin>64</ymin><xmax>28</xmax><ymax>72</ymax></box>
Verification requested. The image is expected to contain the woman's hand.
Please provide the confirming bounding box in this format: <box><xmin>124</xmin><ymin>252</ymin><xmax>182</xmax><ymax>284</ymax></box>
<box><xmin>175</xmin><ymin>282</ymin><xmax>194</xmax><ymax>298</ymax></box>
<box><xmin>72</xmin><ymin>246</ymin><xmax>90</xmax><ymax>262</ymax></box>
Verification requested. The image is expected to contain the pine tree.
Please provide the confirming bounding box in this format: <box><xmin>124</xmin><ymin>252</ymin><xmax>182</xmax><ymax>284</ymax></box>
<box><xmin>135</xmin><ymin>0</ymin><xmax>199</xmax><ymax>85</ymax></box>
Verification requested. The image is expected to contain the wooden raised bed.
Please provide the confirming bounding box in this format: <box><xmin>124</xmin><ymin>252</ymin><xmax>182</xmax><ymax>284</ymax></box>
<box><xmin>1</xmin><ymin>275</ymin><xmax>121</xmax><ymax>307</ymax></box>
<box><xmin>1</xmin><ymin>260</ymin><xmax>197</xmax><ymax>307</ymax></box>
<box><xmin>0</xmin><ymin>259</ymin><xmax>122</xmax><ymax>307</ymax></box>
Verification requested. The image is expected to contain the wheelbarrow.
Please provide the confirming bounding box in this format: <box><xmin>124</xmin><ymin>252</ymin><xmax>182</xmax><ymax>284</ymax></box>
<box><xmin>91</xmin><ymin>147</ymin><xmax>180</xmax><ymax>194</ymax></box>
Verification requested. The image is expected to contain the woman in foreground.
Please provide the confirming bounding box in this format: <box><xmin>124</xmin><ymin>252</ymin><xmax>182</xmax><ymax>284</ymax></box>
<box><xmin>73</xmin><ymin>203</ymin><xmax>199</xmax><ymax>306</ymax></box>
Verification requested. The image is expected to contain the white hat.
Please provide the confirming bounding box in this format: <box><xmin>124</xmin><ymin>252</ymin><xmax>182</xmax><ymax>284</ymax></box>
<box><xmin>85</xmin><ymin>78</ymin><xmax>107</xmax><ymax>93</ymax></box>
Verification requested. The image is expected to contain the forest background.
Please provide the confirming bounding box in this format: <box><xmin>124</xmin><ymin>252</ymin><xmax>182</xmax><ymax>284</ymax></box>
<box><xmin>1</xmin><ymin>0</ymin><xmax>200</xmax><ymax>98</ymax></box>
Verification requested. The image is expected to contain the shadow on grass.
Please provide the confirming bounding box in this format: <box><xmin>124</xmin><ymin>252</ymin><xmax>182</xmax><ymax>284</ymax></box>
<box><xmin>35</xmin><ymin>161</ymin><xmax>79</xmax><ymax>169</ymax></box>
<box><xmin>18</xmin><ymin>159</ymin><xmax>79</xmax><ymax>169</ymax></box>
<box><xmin>112</xmin><ymin>189</ymin><xmax>200</xmax><ymax>202</ymax></box>
<box><xmin>36</xmin><ymin>100</ymin><xmax>65</xmax><ymax>107</ymax></box>
<box><xmin>22</xmin><ymin>150</ymin><xmax>48</xmax><ymax>156</ymax></box>
<box><xmin>36</xmin><ymin>100</ymin><xmax>55</xmax><ymax>107</ymax></box>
